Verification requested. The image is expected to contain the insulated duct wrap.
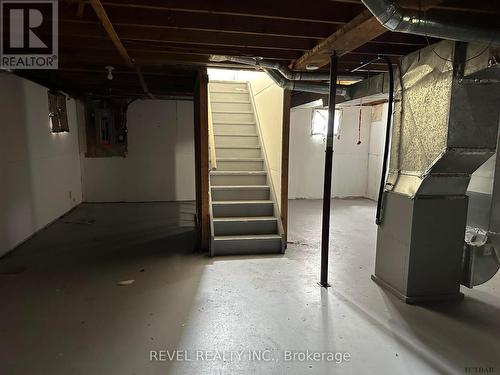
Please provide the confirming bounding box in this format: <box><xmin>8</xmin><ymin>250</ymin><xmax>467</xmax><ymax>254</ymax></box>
<box><xmin>385</xmin><ymin>40</ymin><xmax>500</xmax><ymax>198</ymax></box>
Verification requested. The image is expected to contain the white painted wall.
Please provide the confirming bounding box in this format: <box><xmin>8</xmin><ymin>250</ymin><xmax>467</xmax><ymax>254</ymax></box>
<box><xmin>289</xmin><ymin>106</ymin><xmax>372</xmax><ymax>199</ymax></box>
<box><xmin>289</xmin><ymin>108</ymin><xmax>325</xmax><ymax>199</ymax></box>
<box><xmin>249</xmin><ymin>75</ymin><xmax>284</xmax><ymax>209</ymax></box>
<box><xmin>81</xmin><ymin>100</ymin><xmax>195</xmax><ymax>202</ymax></box>
<box><xmin>366</xmin><ymin>103</ymin><xmax>388</xmax><ymax>201</ymax></box>
<box><xmin>0</xmin><ymin>74</ymin><xmax>82</xmax><ymax>257</ymax></box>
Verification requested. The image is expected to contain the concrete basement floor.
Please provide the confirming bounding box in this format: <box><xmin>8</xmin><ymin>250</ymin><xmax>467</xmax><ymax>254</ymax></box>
<box><xmin>1</xmin><ymin>199</ymin><xmax>499</xmax><ymax>375</ymax></box>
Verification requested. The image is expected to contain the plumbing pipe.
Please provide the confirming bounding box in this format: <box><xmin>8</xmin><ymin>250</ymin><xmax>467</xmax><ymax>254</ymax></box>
<box><xmin>362</xmin><ymin>0</ymin><xmax>500</xmax><ymax>45</ymax></box>
<box><xmin>265</xmin><ymin>68</ymin><xmax>349</xmax><ymax>98</ymax></box>
<box><xmin>375</xmin><ymin>55</ymin><xmax>394</xmax><ymax>225</ymax></box>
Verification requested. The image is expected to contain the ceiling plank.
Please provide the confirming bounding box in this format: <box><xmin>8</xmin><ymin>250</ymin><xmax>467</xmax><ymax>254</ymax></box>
<box><xmin>293</xmin><ymin>10</ymin><xmax>386</xmax><ymax>69</ymax></box>
<box><xmin>88</xmin><ymin>0</ymin><xmax>134</xmax><ymax>68</ymax></box>
<box><xmin>59</xmin><ymin>21</ymin><xmax>315</xmax><ymax>51</ymax></box>
<box><xmin>62</xmin><ymin>0</ymin><xmax>364</xmax><ymax>25</ymax></box>
<box><xmin>58</xmin><ymin>37</ymin><xmax>302</xmax><ymax>60</ymax></box>
<box><xmin>59</xmin><ymin>9</ymin><xmax>339</xmax><ymax>40</ymax></box>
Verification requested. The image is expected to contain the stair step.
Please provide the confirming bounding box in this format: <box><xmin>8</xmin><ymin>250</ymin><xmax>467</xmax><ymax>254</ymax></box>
<box><xmin>211</xmin><ymin>102</ymin><xmax>252</xmax><ymax>113</ymax></box>
<box><xmin>213</xmin><ymin>216</ymin><xmax>278</xmax><ymax>236</ymax></box>
<box><xmin>212</xmin><ymin>200</ymin><xmax>274</xmax><ymax>218</ymax></box>
<box><xmin>211</xmin><ymin>100</ymin><xmax>250</xmax><ymax>104</ymax></box>
<box><xmin>211</xmin><ymin>185</ymin><xmax>270</xmax><ymax>201</ymax></box>
<box><xmin>210</xmin><ymin>171</ymin><xmax>266</xmax><ymax>175</ymax></box>
<box><xmin>216</xmin><ymin>146</ymin><xmax>261</xmax><ymax>158</ymax></box>
<box><xmin>210</xmin><ymin>171</ymin><xmax>266</xmax><ymax>186</ymax></box>
<box><xmin>217</xmin><ymin>159</ymin><xmax>263</xmax><ymax>166</ymax></box>
<box><xmin>217</xmin><ymin>158</ymin><xmax>263</xmax><ymax>161</ymax></box>
<box><xmin>210</xmin><ymin>89</ymin><xmax>249</xmax><ymax>94</ymax></box>
<box><xmin>215</xmin><ymin>134</ymin><xmax>259</xmax><ymax>146</ymax></box>
<box><xmin>214</xmin><ymin>123</ymin><xmax>256</xmax><ymax>134</ymax></box>
<box><xmin>212</xmin><ymin>234</ymin><xmax>282</xmax><ymax>256</ymax></box>
<box><xmin>214</xmin><ymin>121</ymin><xmax>256</xmax><ymax>126</ymax></box>
<box><xmin>213</xmin><ymin>112</ymin><xmax>254</xmax><ymax>124</ymax></box>
<box><xmin>215</xmin><ymin>133</ymin><xmax>258</xmax><ymax>137</ymax></box>
<box><xmin>212</xmin><ymin>110</ymin><xmax>253</xmax><ymax>114</ymax></box>
<box><xmin>210</xmin><ymin>92</ymin><xmax>250</xmax><ymax>101</ymax></box>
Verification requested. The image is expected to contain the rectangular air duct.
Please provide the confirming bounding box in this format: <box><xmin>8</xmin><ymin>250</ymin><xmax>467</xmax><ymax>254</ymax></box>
<box><xmin>372</xmin><ymin>40</ymin><xmax>500</xmax><ymax>303</ymax></box>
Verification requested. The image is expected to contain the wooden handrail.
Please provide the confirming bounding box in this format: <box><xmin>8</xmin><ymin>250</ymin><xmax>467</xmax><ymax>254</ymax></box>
<box><xmin>207</xmin><ymin>88</ymin><xmax>217</xmax><ymax>170</ymax></box>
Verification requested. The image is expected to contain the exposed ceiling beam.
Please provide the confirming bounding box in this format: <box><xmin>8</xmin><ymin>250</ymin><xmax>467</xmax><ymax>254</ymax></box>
<box><xmin>293</xmin><ymin>10</ymin><xmax>386</xmax><ymax>69</ymax></box>
<box><xmin>294</xmin><ymin>1</ymin><xmax>445</xmax><ymax>70</ymax></box>
<box><xmin>88</xmin><ymin>0</ymin><xmax>134</xmax><ymax>68</ymax></box>
<box><xmin>76</xmin><ymin>1</ymin><xmax>85</xmax><ymax>17</ymax></box>
<box><xmin>88</xmin><ymin>0</ymin><xmax>156</xmax><ymax>98</ymax></box>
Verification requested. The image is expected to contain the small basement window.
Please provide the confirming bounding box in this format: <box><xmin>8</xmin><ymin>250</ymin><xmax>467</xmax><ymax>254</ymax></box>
<box><xmin>48</xmin><ymin>92</ymin><xmax>69</xmax><ymax>133</ymax></box>
<box><xmin>311</xmin><ymin>109</ymin><xmax>341</xmax><ymax>137</ymax></box>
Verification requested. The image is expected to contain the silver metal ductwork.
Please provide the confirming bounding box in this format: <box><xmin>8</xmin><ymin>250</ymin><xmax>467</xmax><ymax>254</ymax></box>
<box><xmin>362</xmin><ymin>0</ymin><xmax>500</xmax><ymax>45</ymax></box>
<box><xmin>210</xmin><ymin>55</ymin><xmax>330</xmax><ymax>81</ymax></box>
<box><xmin>209</xmin><ymin>55</ymin><xmax>351</xmax><ymax>97</ymax></box>
<box><xmin>463</xmin><ymin>138</ymin><xmax>500</xmax><ymax>288</ymax></box>
<box><xmin>373</xmin><ymin>40</ymin><xmax>500</xmax><ymax>303</ymax></box>
<box><xmin>264</xmin><ymin>68</ymin><xmax>348</xmax><ymax>97</ymax></box>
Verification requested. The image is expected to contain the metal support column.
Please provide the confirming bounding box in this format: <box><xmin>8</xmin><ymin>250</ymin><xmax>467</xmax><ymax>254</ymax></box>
<box><xmin>319</xmin><ymin>52</ymin><xmax>338</xmax><ymax>288</ymax></box>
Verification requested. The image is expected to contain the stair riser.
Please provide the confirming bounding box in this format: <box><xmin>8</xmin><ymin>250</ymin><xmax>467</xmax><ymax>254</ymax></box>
<box><xmin>212</xmin><ymin>112</ymin><xmax>254</xmax><ymax>123</ymax></box>
<box><xmin>215</xmin><ymin>135</ymin><xmax>258</xmax><ymax>146</ymax></box>
<box><xmin>212</xmin><ymin>189</ymin><xmax>270</xmax><ymax>201</ymax></box>
<box><xmin>216</xmin><ymin>148</ymin><xmax>261</xmax><ymax>158</ymax></box>
<box><xmin>212</xmin><ymin>238</ymin><xmax>282</xmax><ymax>255</ymax></box>
<box><xmin>214</xmin><ymin>220</ymin><xmax>278</xmax><ymax>236</ymax></box>
<box><xmin>211</xmin><ymin>102</ymin><xmax>252</xmax><ymax>112</ymax></box>
<box><xmin>217</xmin><ymin>160</ymin><xmax>264</xmax><ymax>171</ymax></box>
<box><xmin>210</xmin><ymin>82</ymin><xmax>248</xmax><ymax>91</ymax></box>
<box><xmin>211</xmin><ymin>174</ymin><xmax>266</xmax><ymax>186</ymax></box>
<box><xmin>214</xmin><ymin>124</ymin><xmax>256</xmax><ymax>134</ymax></box>
<box><xmin>212</xmin><ymin>203</ymin><xmax>273</xmax><ymax>217</ymax></box>
<box><xmin>210</xmin><ymin>92</ymin><xmax>249</xmax><ymax>102</ymax></box>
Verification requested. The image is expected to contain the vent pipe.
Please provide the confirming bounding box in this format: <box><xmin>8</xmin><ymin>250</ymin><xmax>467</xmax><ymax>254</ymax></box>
<box><xmin>209</xmin><ymin>55</ymin><xmax>350</xmax><ymax>97</ymax></box>
<box><xmin>265</xmin><ymin>68</ymin><xmax>349</xmax><ymax>97</ymax></box>
<box><xmin>362</xmin><ymin>0</ymin><xmax>500</xmax><ymax>45</ymax></box>
<box><xmin>210</xmin><ymin>55</ymin><xmax>331</xmax><ymax>81</ymax></box>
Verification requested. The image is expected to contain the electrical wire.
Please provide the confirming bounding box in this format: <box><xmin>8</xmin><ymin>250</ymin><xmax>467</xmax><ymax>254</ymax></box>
<box><xmin>375</xmin><ymin>56</ymin><xmax>394</xmax><ymax>226</ymax></box>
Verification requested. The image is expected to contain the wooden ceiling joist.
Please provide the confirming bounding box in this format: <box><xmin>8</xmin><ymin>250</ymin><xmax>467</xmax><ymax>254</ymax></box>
<box><xmin>88</xmin><ymin>0</ymin><xmax>155</xmax><ymax>98</ymax></box>
<box><xmin>293</xmin><ymin>10</ymin><xmax>386</xmax><ymax>70</ymax></box>
<box><xmin>88</xmin><ymin>0</ymin><xmax>134</xmax><ymax>68</ymax></box>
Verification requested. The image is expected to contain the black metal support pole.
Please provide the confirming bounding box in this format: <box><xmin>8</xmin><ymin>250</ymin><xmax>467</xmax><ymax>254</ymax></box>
<box><xmin>319</xmin><ymin>52</ymin><xmax>338</xmax><ymax>288</ymax></box>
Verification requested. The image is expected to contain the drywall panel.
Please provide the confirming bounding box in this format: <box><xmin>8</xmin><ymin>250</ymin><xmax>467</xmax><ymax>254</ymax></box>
<box><xmin>82</xmin><ymin>100</ymin><xmax>195</xmax><ymax>202</ymax></box>
<box><xmin>0</xmin><ymin>75</ymin><xmax>82</xmax><ymax>257</ymax></box>
<box><xmin>288</xmin><ymin>106</ymin><xmax>371</xmax><ymax>199</ymax></box>
<box><xmin>249</xmin><ymin>75</ymin><xmax>284</xmax><ymax>210</ymax></box>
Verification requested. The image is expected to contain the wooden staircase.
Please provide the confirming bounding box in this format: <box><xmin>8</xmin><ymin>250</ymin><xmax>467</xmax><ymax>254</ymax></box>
<box><xmin>208</xmin><ymin>81</ymin><xmax>284</xmax><ymax>256</ymax></box>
